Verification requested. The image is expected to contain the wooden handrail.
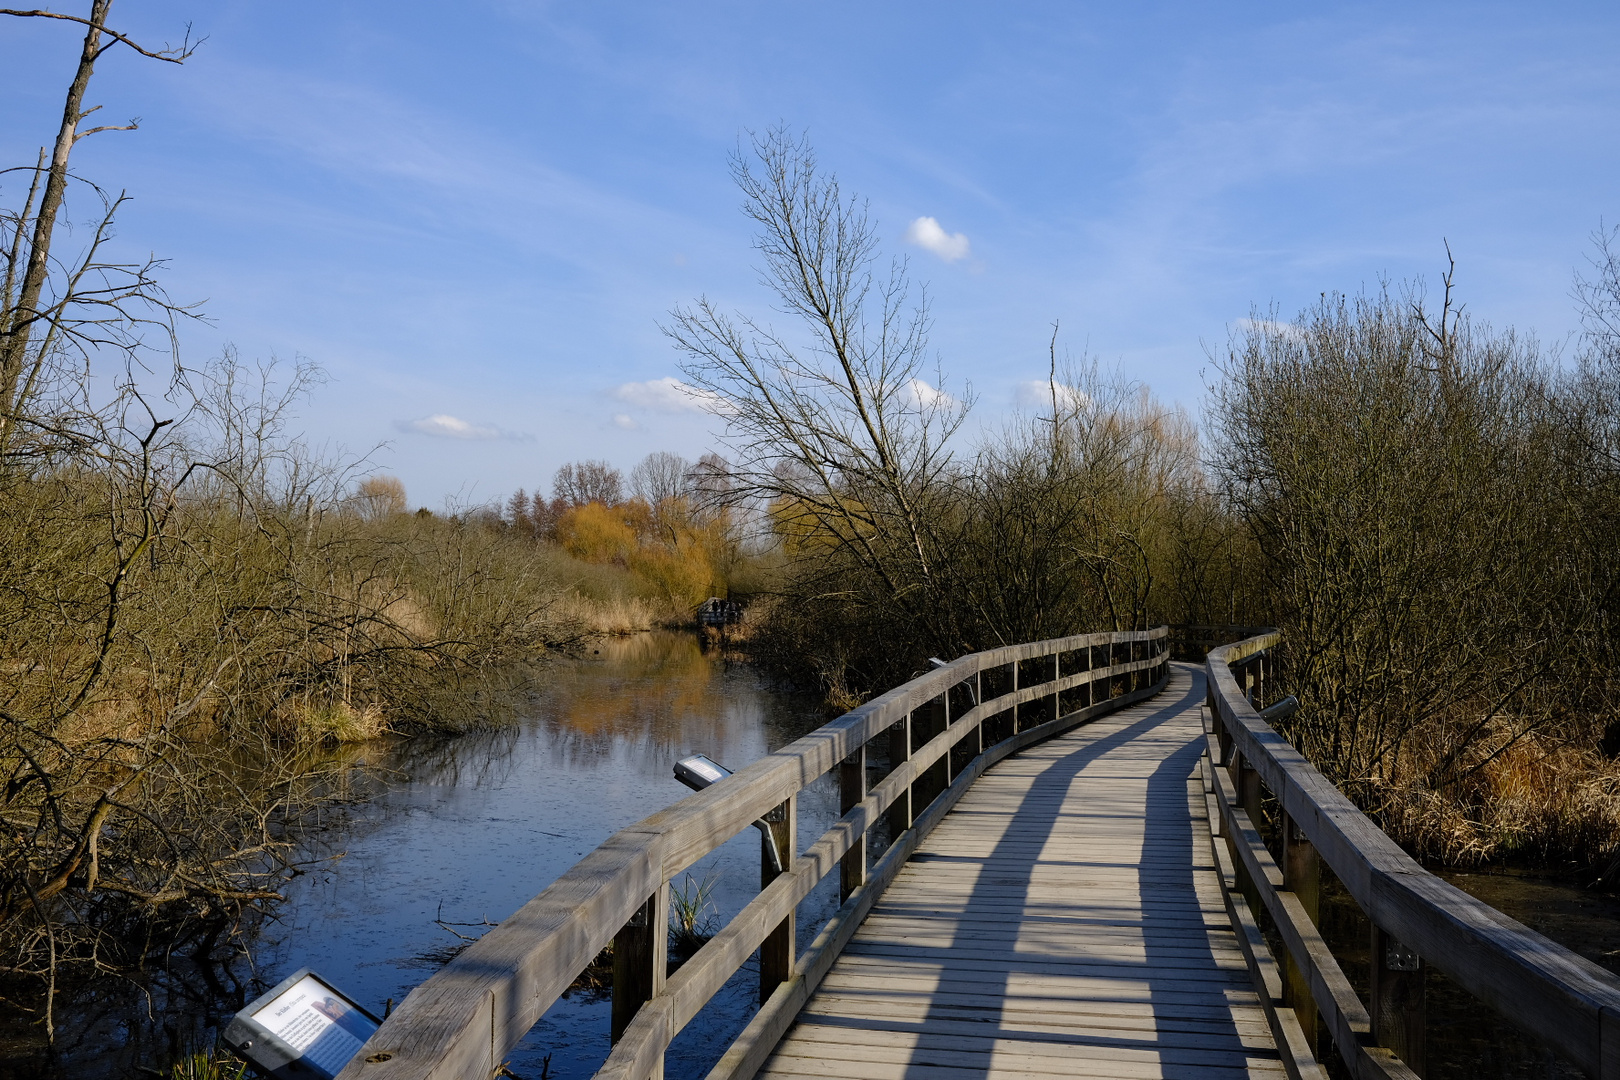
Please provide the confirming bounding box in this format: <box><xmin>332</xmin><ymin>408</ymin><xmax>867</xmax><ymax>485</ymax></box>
<box><xmin>1205</xmin><ymin>632</ymin><xmax>1620</xmax><ymax>1080</ymax></box>
<box><xmin>339</xmin><ymin>628</ymin><xmax>1172</xmax><ymax>1080</ymax></box>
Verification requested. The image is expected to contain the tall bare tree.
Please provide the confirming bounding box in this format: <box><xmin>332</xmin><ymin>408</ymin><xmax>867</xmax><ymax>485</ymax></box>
<box><xmin>0</xmin><ymin>0</ymin><xmax>198</xmax><ymax>455</ymax></box>
<box><xmin>666</xmin><ymin>129</ymin><xmax>971</xmax><ymax>665</ymax></box>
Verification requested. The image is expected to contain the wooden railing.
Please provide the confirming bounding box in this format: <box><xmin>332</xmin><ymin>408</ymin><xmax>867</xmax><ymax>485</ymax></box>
<box><xmin>1203</xmin><ymin>632</ymin><xmax>1620</xmax><ymax>1080</ymax></box>
<box><xmin>338</xmin><ymin>627</ymin><xmax>1172</xmax><ymax>1080</ymax></box>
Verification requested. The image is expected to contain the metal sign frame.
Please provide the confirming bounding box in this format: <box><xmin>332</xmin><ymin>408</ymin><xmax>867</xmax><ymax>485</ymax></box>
<box><xmin>221</xmin><ymin>967</ymin><xmax>381</xmax><ymax>1080</ymax></box>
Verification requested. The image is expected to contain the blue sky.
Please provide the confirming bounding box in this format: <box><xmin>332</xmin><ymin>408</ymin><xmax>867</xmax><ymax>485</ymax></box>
<box><xmin>3</xmin><ymin>2</ymin><xmax>1617</xmax><ymax>506</ymax></box>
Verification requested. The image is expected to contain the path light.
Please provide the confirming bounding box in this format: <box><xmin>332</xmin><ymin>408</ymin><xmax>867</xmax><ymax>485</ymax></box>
<box><xmin>1260</xmin><ymin>695</ymin><xmax>1299</xmax><ymax>723</ymax></box>
<box><xmin>674</xmin><ymin>754</ymin><xmax>784</xmax><ymax>874</ymax></box>
<box><xmin>929</xmin><ymin>656</ymin><xmax>978</xmax><ymax>705</ymax></box>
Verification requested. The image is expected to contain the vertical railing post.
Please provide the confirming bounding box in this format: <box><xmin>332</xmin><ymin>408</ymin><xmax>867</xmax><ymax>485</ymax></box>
<box><xmin>1281</xmin><ymin>809</ymin><xmax>1321</xmax><ymax>1049</ymax></box>
<box><xmin>1004</xmin><ymin>660</ymin><xmax>1017</xmax><ymax>735</ymax></box>
<box><xmin>839</xmin><ymin>746</ymin><xmax>866</xmax><ymax>903</ymax></box>
<box><xmin>1227</xmin><ymin>749</ymin><xmax>1262</xmax><ymax>917</ymax></box>
<box><xmin>612</xmin><ymin>885</ymin><xmax>669</xmax><ymax>1047</ymax></box>
<box><xmin>1371</xmin><ymin>924</ymin><xmax>1426</xmax><ymax>1076</ymax></box>
<box><xmin>887</xmin><ymin>713</ymin><xmax>912</xmax><ymax>836</ymax></box>
<box><xmin>759</xmin><ymin>794</ymin><xmax>796</xmax><ymax>1002</ymax></box>
<box><xmin>1049</xmin><ymin>650</ymin><xmax>1061</xmax><ymax>720</ymax></box>
<box><xmin>965</xmin><ymin>670</ymin><xmax>978</xmax><ymax>757</ymax></box>
<box><xmin>911</xmin><ymin>695</ymin><xmax>946</xmax><ymax>812</ymax></box>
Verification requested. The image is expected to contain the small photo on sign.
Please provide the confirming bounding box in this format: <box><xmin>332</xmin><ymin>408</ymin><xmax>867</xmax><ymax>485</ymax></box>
<box><xmin>249</xmin><ymin>973</ymin><xmax>379</xmax><ymax>1079</ymax></box>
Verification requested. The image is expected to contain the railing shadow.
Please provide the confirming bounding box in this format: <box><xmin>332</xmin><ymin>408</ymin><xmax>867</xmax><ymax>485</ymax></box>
<box><xmin>858</xmin><ymin>667</ymin><xmax>1260</xmax><ymax>1080</ymax></box>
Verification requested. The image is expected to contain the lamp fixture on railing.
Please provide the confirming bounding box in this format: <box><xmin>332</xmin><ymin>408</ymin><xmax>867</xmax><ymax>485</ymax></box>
<box><xmin>674</xmin><ymin>754</ymin><xmax>784</xmax><ymax>874</ymax></box>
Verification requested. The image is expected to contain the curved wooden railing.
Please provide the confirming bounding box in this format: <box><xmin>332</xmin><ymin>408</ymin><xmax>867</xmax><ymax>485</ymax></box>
<box><xmin>339</xmin><ymin>627</ymin><xmax>1171</xmax><ymax>1080</ymax></box>
<box><xmin>1203</xmin><ymin>632</ymin><xmax>1620</xmax><ymax>1080</ymax></box>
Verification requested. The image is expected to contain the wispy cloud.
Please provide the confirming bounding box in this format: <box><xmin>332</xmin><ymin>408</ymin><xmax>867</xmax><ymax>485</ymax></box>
<box><xmin>612</xmin><ymin>413</ymin><xmax>638</xmax><ymax>429</ymax></box>
<box><xmin>1014</xmin><ymin>380</ymin><xmax>1090</xmax><ymax>412</ymax></box>
<box><xmin>903</xmin><ymin>216</ymin><xmax>971</xmax><ymax>262</ymax></box>
<box><xmin>901</xmin><ymin>377</ymin><xmax>957</xmax><ymax>409</ymax></box>
<box><xmin>610</xmin><ymin>375</ymin><xmax>728</xmax><ymax>414</ymax></box>
<box><xmin>398</xmin><ymin>414</ymin><xmax>527</xmax><ymax>440</ymax></box>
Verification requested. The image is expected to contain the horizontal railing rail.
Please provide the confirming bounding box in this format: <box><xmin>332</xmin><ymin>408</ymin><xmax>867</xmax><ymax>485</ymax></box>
<box><xmin>1203</xmin><ymin>632</ymin><xmax>1620</xmax><ymax>1080</ymax></box>
<box><xmin>340</xmin><ymin>627</ymin><xmax>1172</xmax><ymax>1080</ymax></box>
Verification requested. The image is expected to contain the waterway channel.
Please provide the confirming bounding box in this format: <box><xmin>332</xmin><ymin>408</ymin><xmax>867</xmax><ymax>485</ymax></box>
<box><xmin>39</xmin><ymin>631</ymin><xmax>838</xmax><ymax>1080</ymax></box>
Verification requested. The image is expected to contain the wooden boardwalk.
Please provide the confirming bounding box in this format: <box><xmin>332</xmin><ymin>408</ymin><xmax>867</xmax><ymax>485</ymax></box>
<box><xmin>757</xmin><ymin>663</ymin><xmax>1283</xmax><ymax>1080</ymax></box>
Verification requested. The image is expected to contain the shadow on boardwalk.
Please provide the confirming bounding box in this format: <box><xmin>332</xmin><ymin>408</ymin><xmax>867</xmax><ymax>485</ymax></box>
<box><xmin>761</xmin><ymin>663</ymin><xmax>1281</xmax><ymax>1080</ymax></box>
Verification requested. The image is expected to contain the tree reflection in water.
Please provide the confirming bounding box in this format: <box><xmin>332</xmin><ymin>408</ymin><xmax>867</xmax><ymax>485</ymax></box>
<box><xmin>22</xmin><ymin>631</ymin><xmax>831</xmax><ymax>1080</ymax></box>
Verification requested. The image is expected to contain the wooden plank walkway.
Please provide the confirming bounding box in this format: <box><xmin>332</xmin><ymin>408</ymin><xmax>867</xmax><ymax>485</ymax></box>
<box><xmin>757</xmin><ymin>663</ymin><xmax>1282</xmax><ymax>1080</ymax></box>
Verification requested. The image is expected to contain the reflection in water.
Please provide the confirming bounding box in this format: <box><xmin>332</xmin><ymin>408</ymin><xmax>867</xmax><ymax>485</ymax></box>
<box><xmin>30</xmin><ymin>632</ymin><xmax>831</xmax><ymax>1080</ymax></box>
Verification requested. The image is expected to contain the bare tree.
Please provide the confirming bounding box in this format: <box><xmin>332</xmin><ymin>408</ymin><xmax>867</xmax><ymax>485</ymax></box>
<box><xmin>553</xmin><ymin>459</ymin><xmax>624</xmax><ymax>507</ymax></box>
<box><xmin>666</xmin><ymin>129</ymin><xmax>972</xmax><ymax>666</ymax></box>
<box><xmin>356</xmin><ymin>474</ymin><xmax>407</xmax><ymax>519</ymax></box>
<box><xmin>630</xmin><ymin>450</ymin><xmax>690</xmax><ymax>506</ymax></box>
<box><xmin>0</xmin><ymin>1</ymin><xmax>200</xmax><ymax>455</ymax></box>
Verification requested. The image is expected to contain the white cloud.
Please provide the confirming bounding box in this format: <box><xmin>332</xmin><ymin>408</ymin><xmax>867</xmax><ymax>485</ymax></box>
<box><xmin>612</xmin><ymin>413</ymin><xmax>638</xmax><ymax>429</ymax></box>
<box><xmin>901</xmin><ymin>378</ymin><xmax>957</xmax><ymax>410</ymax></box>
<box><xmin>903</xmin><ymin>216</ymin><xmax>971</xmax><ymax>263</ymax></box>
<box><xmin>610</xmin><ymin>376</ymin><xmax>729</xmax><ymax>414</ymax></box>
<box><xmin>1014</xmin><ymin>380</ymin><xmax>1090</xmax><ymax>412</ymax></box>
<box><xmin>398</xmin><ymin>414</ymin><xmax>511</xmax><ymax>440</ymax></box>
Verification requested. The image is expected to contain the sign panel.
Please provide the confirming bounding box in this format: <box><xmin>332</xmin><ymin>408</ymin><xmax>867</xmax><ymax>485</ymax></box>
<box><xmin>222</xmin><ymin>968</ymin><xmax>380</xmax><ymax>1080</ymax></box>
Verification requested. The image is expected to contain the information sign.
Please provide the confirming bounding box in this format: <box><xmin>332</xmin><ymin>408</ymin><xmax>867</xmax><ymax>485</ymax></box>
<box><xmin>222</xmin><ymin>968</ymin><xmax>380</xmax><ymax>1079</ymax></box>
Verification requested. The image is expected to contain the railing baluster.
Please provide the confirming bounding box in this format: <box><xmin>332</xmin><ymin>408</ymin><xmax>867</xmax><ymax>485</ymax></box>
<box><xmin>972</xmin><ymin>671</ymin><xmax>984</xmax><ymax>757</ymax></box>
<box><xmin>1280</xmin><ymin>809</ymin><xmax>1321</xmax><ymax>1050</ymax></box>
<box><xmin>887</xmin><ymin>713</ymin><xmax>912</xmax><ymax>835</ymax></box>
<box><xmin>1010</xmin><ymin>658</ymin><xmax>1022</xmax><ymax>732</ymax></box>
<box><xmin>611</xmin><ymin>886</ymin><xmax>669</xmax><ymax>1052</ymax></box>
<box><xmin>1049</xmin><ymin>650</ymin><xmax>1061</xmax><ymax>719</ymax></box>
<box><xmin>1371</xmin><ymin>924</ymin><xmax>1426</xmax><ymax>1077</ymax></box>
<box><xmin>759</xmin><ymin>794</ymin><xmax>796</xmax><ymax>1003</ymax></box>
<box><xmin>1227</xmin><ymin>750</ymin><xmax>1263</xmax><ymax>918</ymax></box>
<box><xmin>839</xmin><ymin>747</ymin><xmax>866</xmax><ymax>903</ymax></box>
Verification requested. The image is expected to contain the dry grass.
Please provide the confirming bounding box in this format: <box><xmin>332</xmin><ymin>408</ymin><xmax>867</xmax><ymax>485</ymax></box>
<box><xmin>1374</xmin><ymin>735</ymin><xmax>1620</xmax><ymax>871</ymax></box>
<box><xmin>274</xmin><ymin>699</ymin><xmax>390</xmax><ymax>744</ymax></box>
<box><xmin>553</xmin><ymin>591</ymin><xmax>659</xmax><ymax>635</ymax></box>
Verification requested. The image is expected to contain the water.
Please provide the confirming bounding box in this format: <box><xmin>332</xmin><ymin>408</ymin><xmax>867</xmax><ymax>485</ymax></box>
<box><xmin>26</xmin><ymin>632</ymin><xmax>838</xmax><ymax>1080</ymax></box>
<box><xmin>1314</xmin><ymin>864</ymin><xmax>1620</xmax><ymax>1079</ymax></box>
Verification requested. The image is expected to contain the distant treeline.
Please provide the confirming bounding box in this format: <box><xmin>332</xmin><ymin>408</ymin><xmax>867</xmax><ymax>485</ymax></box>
<box><xmin>492</xmin><ymin>451</ymin><xmax>764</xmax><ymax>615</ymax></box>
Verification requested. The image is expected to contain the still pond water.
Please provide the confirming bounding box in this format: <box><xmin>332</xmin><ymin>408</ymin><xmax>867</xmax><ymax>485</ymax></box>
<box><xmin>35</xmin><ymin>633</ymin><xmax>1620</xmax><ymax>1079</ymax></box>
<box><xmin>50</xmin><ymin>632</ymin><xmax>837</xmax><ymax>1079</ymax></box>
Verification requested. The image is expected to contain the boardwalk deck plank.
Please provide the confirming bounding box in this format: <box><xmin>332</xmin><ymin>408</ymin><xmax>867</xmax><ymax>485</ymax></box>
<box><xmin>756</xmin><ymin>664</ymin><xmax>1280</xmax><ymax>1080</ymax></box>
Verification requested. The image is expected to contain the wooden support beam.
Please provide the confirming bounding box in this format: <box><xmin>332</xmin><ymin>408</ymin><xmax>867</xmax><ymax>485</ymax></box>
<box><xmin>612</xmin><ymin>886</ymin><xmax>669</xmax><ymax>1052</ymax></box>
<box><xmin>759</xmin><ymin>794</ymin><xmax>796</xmax><ymax>1003</ymax></box>
<box><xmin>838</xmin><ymin>748</ymin><xmax>866</xmax><ymax>904</ymax></box>
<box><xmin>1282</xmin><ymin>809</ymin><xmax>1321</xmax><ymax>1051</ymax></box>
<box><xmin>886</xmin><ymin>714</ymin><xmax>911</xmax><ymax>836</ymax></box>
<box><xmin>1371</xmin><ymin>924</ymin><xmax>1426</xmax><ymax>1078</ymax></box>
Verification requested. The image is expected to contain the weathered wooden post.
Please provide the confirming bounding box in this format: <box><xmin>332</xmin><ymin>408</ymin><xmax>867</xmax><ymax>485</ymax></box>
<box><xmin>887</xmin><ymin>713</ymin><xmax>912</xmax><ymax>836</ymax></box>
<box><xmin>612</xmin><ymin>886</ymin><xmax>669</xmax><ymax>1047</ymax></box>
<box><xmin>1010</xmin><ymin>658</ymin><xmax>1022</xmax><ymax>732</ymax></box>
<box><xmin>1049</xmin><ymin>651</ymin><xmax>1061</xmax><ymax>719</ymax></box>
<box><xmin>1226</xmin><ymin>748</ymin><xmax>1262</xmax><ymax>918</ymax></box>
<box><xmin>1371</xmin><ymin>924</ymin><xmax>1426</xmax><ymax>1076</ymax></box>
<box><xmin>1280</xmin><ymin>810</ymin><xmax>1321</xmax><ymax>1048</ymax></box>
<box><xmin>925</xmin><ymin>691</ymin><xmax>950</xmax><ymax>799</ymax></box>
<box><xmin>972</xmin><ymin>670</ymin><xmax>984</xmax><ymax>756</ymax></box>
<box><xmin>759</xmin><ymin>794</ymin><xmax>796</xmax><ymax>1002</ymax></box>
<box><xmin>839</xmin><ymin>747</ymin><xmax>866</xmax><ymax>903</ymax></box>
